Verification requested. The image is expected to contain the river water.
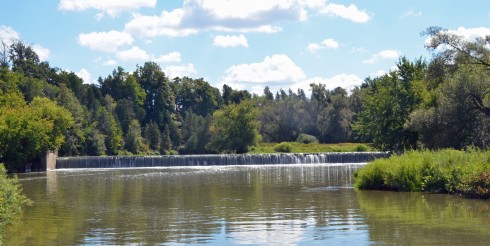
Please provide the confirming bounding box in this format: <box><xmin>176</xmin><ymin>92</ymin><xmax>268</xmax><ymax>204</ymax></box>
<box><xmin>5</xmin><ymin>164</ymin><xmax>490</xmax><ymax>245</ymax></box>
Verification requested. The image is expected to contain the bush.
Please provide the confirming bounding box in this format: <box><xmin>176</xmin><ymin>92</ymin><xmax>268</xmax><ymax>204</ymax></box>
<box><xmin>274</xmin><ymin>142</ymin><xmax>293</xmax><ymax>153</ymax></box>
<box><xmin>354</xmin><ymin>149</ymin><xmax>490</xmax><ymax>198</ymax></box>
<box><xmin>296</xmin><ymin>134</ymin><xmax>318</xmax><ymax>144</ymax></box>
<box><xmin>0</xmin><ymin>164</ymin><xmax>30</xmax><ymax>242</ymax></box>
<box><xmin>354</xmin><ymin>145</ymin><xmax>369</xmax><ymax>152</ymax></box>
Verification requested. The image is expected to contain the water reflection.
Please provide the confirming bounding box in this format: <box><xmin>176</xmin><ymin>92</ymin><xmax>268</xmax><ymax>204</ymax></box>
<box><xmin>5</xmin><ymin>164</ymin><xmax>490</xmax><ymax>245</ymax></box>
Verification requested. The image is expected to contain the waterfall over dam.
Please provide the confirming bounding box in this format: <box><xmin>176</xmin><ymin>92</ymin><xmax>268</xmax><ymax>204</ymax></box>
<box><xmin>56</xmin><ymin>152</ymin><xmax>390</xmax><ymax>169</ymax></box>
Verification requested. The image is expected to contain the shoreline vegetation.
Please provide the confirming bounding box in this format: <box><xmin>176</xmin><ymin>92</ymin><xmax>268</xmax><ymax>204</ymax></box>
<box><xmin>250</xmin><ymin>142</ymin><xmax>370</xmax><ymax>154</ymax></box>
<box><xmin>0</xmin><ymin>164</ymin><xmax>30</xmax><ymax>242</ymax></box>
<box><xmin>354</xmin><ymin>149</ymin><xmax>490</xmax><ymax>199</ymax></box>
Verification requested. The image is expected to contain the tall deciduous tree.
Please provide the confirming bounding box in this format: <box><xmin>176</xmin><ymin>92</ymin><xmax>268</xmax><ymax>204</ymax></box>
<box><xmin>208</xmin><ymin>100</ymin><xmax>260</xmax><ymax>153</ymax></box>
<box><xmin>354</xmin><ymin>57</ymin><xmax>427</xmax><ymax>151</ymax></box>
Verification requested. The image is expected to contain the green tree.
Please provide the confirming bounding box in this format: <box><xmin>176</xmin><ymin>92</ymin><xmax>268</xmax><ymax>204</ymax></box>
<box><xmin>143</xmin><ymin>121</ymin><xmax>162</xmax><ymax>153</ymax></box>
<box><xmin>208</xmin><ymin>100</ymin><xmax>260</xmax><ymax>153</ymax></box>
<box><xmin>125</xmin><ymin>119</ymin><xmax>147</xmax><ymax>155</ymax></box>
<box><xmin>354</xmin><ymin>57</ymin><xmax>427</xmax><ymax>151</ymax></box>
<box><xmin>135</xmin><ymin>62</ymin><xmax>174</xmax><ymax>126</ymax></box>
<box><xmin>0</xmin><ymin>93</ymin><xmax>73</xmax><ymax>170</ymax></box>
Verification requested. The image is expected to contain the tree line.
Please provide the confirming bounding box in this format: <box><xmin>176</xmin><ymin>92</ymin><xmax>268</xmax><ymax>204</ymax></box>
<box><xmin>0</xmin><ymin>26</ymin><xmax>489</xmax><ymax>171</ymax></box>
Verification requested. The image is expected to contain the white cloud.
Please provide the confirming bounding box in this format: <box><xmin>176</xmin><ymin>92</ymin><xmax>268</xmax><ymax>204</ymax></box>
<box><xmin>363</xmin><ymin>49</ymin><xmax>400</xmax><ymax>64</ymax></box>
<box><xmin>400</xmin><ymin>10</ymin><xmax>422</xmax><ymax>19</ymax></box>
<box><xmin>153</xmin><ymin>51</ymin><xmax>182</xmax><ymax>63</ymax></box>
<box><xmin>163</xmin><ymin>63</ymin><xmax>196</xmax><ymax>79</ymax></box>
<box><xmin>58</xmin><ymin>0</ymin><xmax>157</xmax><ymax>17</ymax></box>
<box><xmin>307</xmin><ymin>38</ymin><xmax>339</xmax><ymax>53</ymax></box>
<box><xmin>213</xmin><ymin>35</ymin><xmax>249</xmax><ymax>47</ymax></box>
<box><xmin>32</xmin><ymin>44</ymin><xmax>50</xmax><ymax>61</ymax></box>
<box><xmin>447</xmin><ymin>27</ymin><xmax>490</xmax><ymax>41</ymax></box>
<box><xmin>424</xmin><ymin>27</ymin><xmax>490</xmax><ymax>50</ymax></box>
<box><xmin>222</xmin><ymin>54</ymin><xmax>307</xmax><ymax>85</ymax></box>
<box><xmin>295</xmin><ymin>74</ymin><xmax>363</xmax><ymax>93</ymax></box>
<box><xmin>76</xmin><ymin>68</ymin><xmax>94</xmax><ymax>84</ymax></box>
<box><xmin>321</xmin><ymin>3</ymin><xmax>370</xmax><ymax>23</ymax></box>
<box><xmin>116</xmin><ymin>46</ymin><xmax>149</xmax><ymax>61</ymax></box>
<box><xmin>78</xmin><ymin>31</ymin><xmax>133</xmax><ymax>53</ymax></box>
<box><xmin>0</xmin><ymin>25</ymin><xmax>20</xmax><ymax>45</ymax></box>
<box><xmin>125</xmin><ymin>10</ymin><xmax>199</xmax><ymax>37</ymax></box>
<box><xmin>124</xmin><ymin>1</ymin><xmax>370</xmax><ymax>38</ymax></box>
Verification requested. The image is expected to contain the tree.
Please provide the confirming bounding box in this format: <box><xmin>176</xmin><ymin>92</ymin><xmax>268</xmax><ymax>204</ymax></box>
<box><xmin>424</xmin><ymin>26</ymin><xmax>490</xmax><ymax>117</ymax></box>
<box><xmin>402</xmin><ymin>27</ymin><xmax>490</xmax><ymax>149</ymax></box>
<box><xmin>208</xmin><ymin>100</ymin><xmax>260</xmax><ymax>153</ymax></box>
<box><xmin>125</xmin><ymin>120</ymin><xmax>147</xmax><ymax>155</ymax></box>
<box><xmin>354</xmin><ymin>57</ymin><xmax>427</xmax><ymax>151</ymax></box>
<box><xmin>95</xmin><ymin>96</ymin><xmax>123</xmax><ymax>155</ymax></box>
<box><xmin>135</xmin><ymin>62</ymin><xmax>174</xmax><ymax>126</ymax></box>
<box><xmin>0</xmin><ymin>93</ymin><xmax>73</xmax><ymax>170</ymax></box>
<box><xmin>143</xmin><ymin>121</ymin><xmax>162</xmax><ymax>153</ymax></box>
<box><xmin>174</xmin><ymin>77</ymin><xmax>221</xmax><ymax>116</ymax></box>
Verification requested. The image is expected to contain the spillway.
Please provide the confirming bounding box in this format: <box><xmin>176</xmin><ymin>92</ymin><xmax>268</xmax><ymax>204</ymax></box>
<box><xmin>56</xmin><ymin>152</ymin><xmax>390</xmax><ymax>169</ymax></box>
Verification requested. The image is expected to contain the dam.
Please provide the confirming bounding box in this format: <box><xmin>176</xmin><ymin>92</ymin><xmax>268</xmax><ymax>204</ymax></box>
<box><xmin>55</xmin><ymin>152</ymin><xmax>390</xmax><ymax>169</ymax></box>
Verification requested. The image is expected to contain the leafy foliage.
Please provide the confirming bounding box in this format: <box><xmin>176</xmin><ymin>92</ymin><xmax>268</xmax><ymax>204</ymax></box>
<box><xmin>0</xmin><ymin>164</ymin><xmax>30</xmax><ymax>242</ymax></box>
<box><xmin>208</xmin><ymin>100</ymin><xmax>260</xmax><ymax>153</ymax></box>
<box><xmin>273</xmin><ymin>142</ymin><xmax>293</xmax><ymax>153</ymax></box>
<box><xmin>354</xmin><ymin>149</ymin><xmax>490</xmax><ymax>198</ymax></box>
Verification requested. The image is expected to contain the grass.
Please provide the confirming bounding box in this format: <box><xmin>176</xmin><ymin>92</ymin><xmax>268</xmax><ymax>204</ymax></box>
<box><xmin>249</xmin><ymin>142</ymin><xmax>372</xmax><ymax>154</ymax></box>
<box><xmin>354</xmin><ymin>149</ymin><xmax>490</xmax><ymax>199</ymax></box>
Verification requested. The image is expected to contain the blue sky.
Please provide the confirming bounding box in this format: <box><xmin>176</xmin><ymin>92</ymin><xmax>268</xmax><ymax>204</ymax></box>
<box><xmin>1</xmin><ymin>0</ymin><xmax>490</xmax><ymax>95</ymax></box>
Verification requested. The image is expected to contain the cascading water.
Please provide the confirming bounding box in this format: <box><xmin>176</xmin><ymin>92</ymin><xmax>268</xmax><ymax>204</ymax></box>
<box><xmin>56</xmin><ymin>152</ymin><xmax>390</xmax><ymax>169</ymax></box>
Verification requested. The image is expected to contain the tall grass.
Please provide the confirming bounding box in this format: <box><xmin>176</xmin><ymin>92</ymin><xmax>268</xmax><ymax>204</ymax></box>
<box><xmin>354</xmin><ymin>149</ymin><xmax>490</xmax><ymax>199</ymax></box>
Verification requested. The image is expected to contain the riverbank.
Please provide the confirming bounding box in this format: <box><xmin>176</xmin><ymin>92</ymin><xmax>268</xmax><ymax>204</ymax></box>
<box><xmin>354</xmin><ymin>149</ymin><xmax>490</xmax><ymax>199</ymax></box>
<box><xmin>0</xmin><ymin>164</ymin><xmax>30</xmax><ymax>242</ymax></box>
<box><xmin>249</xmin><ymin>142</ymin><xmax>371</xmax><ymax>154</ymax></box>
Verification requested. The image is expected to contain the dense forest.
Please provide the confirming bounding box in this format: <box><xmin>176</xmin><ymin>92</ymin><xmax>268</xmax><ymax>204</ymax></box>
<box><xmin>0</xmin><ymin>27</ymin><xmax>489</xmax><ymax>171</ymax></box>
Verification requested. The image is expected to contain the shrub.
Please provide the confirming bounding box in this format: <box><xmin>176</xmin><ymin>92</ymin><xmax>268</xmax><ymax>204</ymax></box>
<box><xmin>0</xmin><ymin>164</ymin><xmax>30</xmax><ymax>242</ymax></box>
<box><xmin>274</xmin><ymin>142</ymin><xmax>293</xmax><ymax>153</ymax></box>
<box><xmin>296</xmin><ymin>134</ymin><xmax>318</xmax><ymax>144</ymax></box>
<box><xmin>354</xmin><ymin>145</ymin><xmax>369</xmax><ymax>152</ymax></box>
<box><xmin>354</xmin><ymin>149</ymin><xmax>490</xmax><ymax>198</ymax></box>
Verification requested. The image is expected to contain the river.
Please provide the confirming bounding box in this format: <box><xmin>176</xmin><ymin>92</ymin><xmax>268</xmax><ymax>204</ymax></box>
<box><xmin>5</xmin><ymin>164</ymin><xmax>490</xmax><ymax>245</ymax></box>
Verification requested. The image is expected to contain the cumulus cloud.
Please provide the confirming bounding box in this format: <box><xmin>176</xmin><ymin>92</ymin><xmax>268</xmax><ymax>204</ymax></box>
<box><xmin>321</xmin><ymin>3</ymin><xmax>370</xmax><ymax>23</ymax></box>
<box><xmin>163</xmin><ymin>63</ymin><xmax>196</xmax><ymax>79</ymax></box>
<box><xmin>32</xmin><ymin>44</ymin><xmax>50</xmax><ymax>61</ymax></box>
<box><xmin>222</xmin><ymin>54</ymin><xmax>307</xmax><ymax>85</ymax></box>
<box><xmin>213</xmin><ymin>35</ymin><xmax>249</xmax><ymax>47</ymax></box>
<box><xmin>219</xmin><ymin>54</ymin><xmax>364</xmax><ymax>95</ymax></box>
<box><xmin>76</xmin><ymin>68</ymin><xmax>94</xmax><ymax>84</ymax></box>
<box><xmin>154</xmin><ymin>51</ymin><xmax>182</xmax><ymax>63</ymax></box>
<box><xmin>58</xmin><ymin>0</ymin><xmax>157</xmax><ymax>17</ymax></box>
<box><xmin>445</xmin><ymin>27</ymin><xmax>490</xmax><ymax>41</ymax></box>
<box><xmin>424</xmin><ymin>27</ymin><xmax>490</xmax><ymax>51</ymax></box>
<box><xmin>78</xmin><ymin>31</ymin><xmax>133</xmax><ymax>53</ymax></box>
<box><xmin>124</xmin><ymin>0</ymin><xmax>370</xmax><ymax>37</ymax></box>
<box><xmin>116</xmin><ymin>46</ymin><xmax>149</xmax><ymax>61</ymax></box>
<box><xmin>0</xmin><ymin>25</ymin><xmax>20</xmax><ymax>45</ymax></box>
<box><xmin>307</xmin><ymin>38</ymin><xmax>339</xmax><ymax>53</ymax></box>
<box><xmin>363</xmin><ymin>49</ymin><xmax>400</xmax><ymax>64</ymax></box>
<box><xmin>295</xmin><ymin>74</ymin><xmax>363</xmax><ymax>92</ymax></box>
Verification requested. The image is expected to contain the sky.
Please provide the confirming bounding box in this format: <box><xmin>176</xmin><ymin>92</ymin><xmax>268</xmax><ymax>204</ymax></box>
<box><xmin>1</xmin><ymin>0</ymin><xmax>490</xmax><ymax>95</ymax></box>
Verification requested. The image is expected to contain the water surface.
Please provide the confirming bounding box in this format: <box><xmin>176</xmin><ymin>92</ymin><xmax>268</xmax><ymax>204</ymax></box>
<box><xmin>5</xmin><ymin>164</ymin><xmax>490</xmax><ymax>245</ymax></box>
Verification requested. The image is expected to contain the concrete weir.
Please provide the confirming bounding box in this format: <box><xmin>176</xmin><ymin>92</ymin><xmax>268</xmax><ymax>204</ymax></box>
<box><xmin>55</xmin><ymin>152</ymin><xmax>390</xmax><ymax>169</ymax></box>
